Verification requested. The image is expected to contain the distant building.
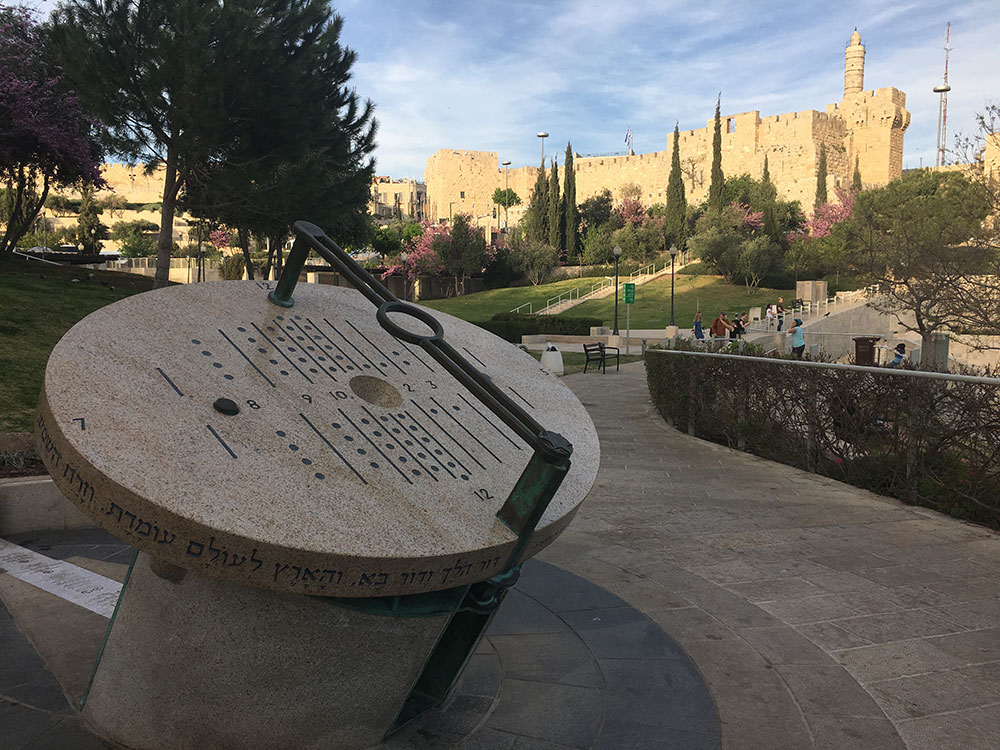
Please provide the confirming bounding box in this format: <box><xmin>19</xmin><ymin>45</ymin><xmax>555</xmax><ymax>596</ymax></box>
<box><xmin>370</xmin><ymin>176</ymin><xmax>427</xmax><ymax>221</ymax></box>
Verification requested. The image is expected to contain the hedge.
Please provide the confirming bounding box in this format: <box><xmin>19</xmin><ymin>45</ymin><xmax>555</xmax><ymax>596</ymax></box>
<box><xmin>477</xmin><ymin>312</ymin><xmax>603</xmax><ymax>343</ymax></box>
<box><xmin>645</xmin><ymin>344</ymin><xmax>1000</xmax><ymax>530</ymax></box>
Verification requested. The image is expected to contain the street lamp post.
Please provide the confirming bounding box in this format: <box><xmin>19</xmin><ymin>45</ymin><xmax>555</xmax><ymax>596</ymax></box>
<box><xmin>537</xmin><ymin>131</ymin><xmax>549</xmax><ymax>164</ymax></box>
<box><xmin>400</xmin><ymin>251</ymin><xmax>409</xmax><ymax>301</ymax></box>
<box><xmin>612</xmin><ymin>245</ymin><xmax>623</xmax><ymax>335</ymax></box>
<box><xmin>669</xmin><ymin>244</ymin><xmax>677</xmax><ymax>327</ymax></box>
<box><xmin>501</xmin><ymin>159</ymin><xmax>511</xmax><ymax>231</ymax></box>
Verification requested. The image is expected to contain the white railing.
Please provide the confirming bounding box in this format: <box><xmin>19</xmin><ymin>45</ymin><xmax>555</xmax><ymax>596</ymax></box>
<box><xmin>744</xmin><ymin>285</ymin><xmax>880</xmax><ymax>333</ymax></box>
<box><xmin>510</xmin><ymin>302</ymin><xmax>532</xmax><ymax>314</ymax></box>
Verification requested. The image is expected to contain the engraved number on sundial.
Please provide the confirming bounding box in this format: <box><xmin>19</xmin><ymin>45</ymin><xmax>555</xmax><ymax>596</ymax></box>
<box><xmin>155</xmin><ymin>311</ymin><xmax>536</xmax><ymax>495</ymax></box>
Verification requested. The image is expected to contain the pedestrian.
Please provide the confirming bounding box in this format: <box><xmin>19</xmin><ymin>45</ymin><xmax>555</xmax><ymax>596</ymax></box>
<box><xmin>692</xmin><ymin>311</ymin><xmax>705</xmax><ymax>341</ymax></box>
<box><xmin>710</xmin><ymin>311</ymin><xmax>733</xmax><ymax>340</ymax></box>
<box><xmin>789</xmin><ymin>317</ymin><xmax>805</xmax><ymax>359</ymax></box>
<box><xmin>730</xmin><ymin>312</ymin><xmax>745</xmax><ymax>339</ymax></box>
<box><xmin>776</xmin><ymin>297</ymin><xmax>785</xmax><ymax>332</ymax></box>
<box><xmin>765</xmin><ymin>304</ymin><xmax>775</xmax><ymax>328</ymax></box>
<box><xmin>888</xmin><ymin>342</ymin><xmax>908</xmax><ymax>367</ymax></box>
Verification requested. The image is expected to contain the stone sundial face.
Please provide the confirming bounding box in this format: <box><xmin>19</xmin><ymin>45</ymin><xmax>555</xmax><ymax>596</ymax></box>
<box><xmin>36</xmin><ymin>281</ymin><xmax>599</xmax><ymax>596</ymax></box>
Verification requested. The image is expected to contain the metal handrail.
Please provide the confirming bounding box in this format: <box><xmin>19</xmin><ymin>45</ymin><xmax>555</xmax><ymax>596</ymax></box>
<box><xmin>510</xmin><ymin>302</ymin><xmax>533</xmax><ymax>314</ymax></box>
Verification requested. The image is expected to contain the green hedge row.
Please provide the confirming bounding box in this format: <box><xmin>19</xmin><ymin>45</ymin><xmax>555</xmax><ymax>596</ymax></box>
<box><xmin>478</xmin><ymin>312</ymin><xmax>603</xmax><ymax>343</ymax></box>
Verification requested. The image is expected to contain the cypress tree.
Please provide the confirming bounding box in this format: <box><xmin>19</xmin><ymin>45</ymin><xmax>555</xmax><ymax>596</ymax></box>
<box><xmin>563</xmin><ymin>142</ymin><xmax>578</xmax><ymax>261</ymax></box>
<box><xmin>760</xmin><ymin>154</ymin><xmax>780</xmax><ymax>243</ymax></box>
<box><xmin>852</xmin><ymin>156</ymin><xmax>862</xmax><ymax>192</ymax></box>
<box><xmin>524</xmin><ymin>159</ymin><xmax>548</xmax><ymax>242</ymax></box>
<box><xmin>815</xmin><ymin>143</ymin><xmax>828</xmax><ymax>207</ymax></box>
<box><xmin>762</xmin><ymin>153</ymin><xmax>770</xmax><ymax>185</ymax></box>
<box><xmin>708</xmin><ymin>95</ymin><xmax>724</xmax><ymax>210</ymax></box>
<box><xmin>665</xmin><ymin>122</ymin><xmax>687</xmax><ymax>253</ymax></box>
<box><xmin>548</xmin><ymin>158</ymin><xmax>563</xmax><ymax>250</ymax></box>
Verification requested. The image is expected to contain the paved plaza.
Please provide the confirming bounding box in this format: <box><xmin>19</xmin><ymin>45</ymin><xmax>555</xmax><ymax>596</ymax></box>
<box><xmin>541</xmin><ymin>361</ymin><xmax>1000</xmax><ymax>749</ymax></box>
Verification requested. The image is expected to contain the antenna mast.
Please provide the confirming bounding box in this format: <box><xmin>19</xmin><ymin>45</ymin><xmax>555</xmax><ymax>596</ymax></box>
<box><xmin>933</xmin><ymin>22</ymin><xmax>952</xmax><ymax>167</ymax></box>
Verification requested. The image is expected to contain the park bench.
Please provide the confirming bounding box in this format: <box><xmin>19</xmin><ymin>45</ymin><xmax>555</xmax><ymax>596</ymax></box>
<box><xmin>583</xmin><ymin>342</ymin><xmax>620</xmax><ymax>374</ymax></box>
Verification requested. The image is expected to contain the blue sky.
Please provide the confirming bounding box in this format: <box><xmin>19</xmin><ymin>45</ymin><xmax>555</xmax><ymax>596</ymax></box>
<box><xmin>28</xmin><ymin>1</ymin><xmax>999</xmax><ymax>179</ymax></box>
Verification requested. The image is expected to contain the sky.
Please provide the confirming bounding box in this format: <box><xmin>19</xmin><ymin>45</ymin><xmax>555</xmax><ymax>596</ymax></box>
<box><xmin>25</xmin><ymin>1</ymin><xmax>1000</xmax><ymax>180</ymax></box>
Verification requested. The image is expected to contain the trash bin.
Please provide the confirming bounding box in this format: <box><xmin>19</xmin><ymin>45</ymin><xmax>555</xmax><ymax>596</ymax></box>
<box><xmin>853</xmin><ymin>336</ymin><xmax>878</xmax><ymax>366</ymax></box>
<box><xmin>540</xmin><ymin>343</ymin><xmax>564</xmax><ymax>375</ymax></box>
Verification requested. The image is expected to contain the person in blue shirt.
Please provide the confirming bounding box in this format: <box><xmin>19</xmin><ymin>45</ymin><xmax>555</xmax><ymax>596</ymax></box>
<box><xmin>789</xmin><ymin>317</ymin><xmax>805</xmax><ymax>358</ymax></box>
<box><xmin>692</xmin><ymin>311</ymin><xmax>705</xmax><ymax>341</ymax></box>
<box><xmin>888</xmin><ymin>343</ymin><xmax>907</xmax><ymax>367</ymax></box>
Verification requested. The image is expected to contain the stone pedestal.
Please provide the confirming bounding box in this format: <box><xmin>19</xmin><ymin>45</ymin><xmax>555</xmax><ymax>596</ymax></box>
<box><xmin>84</xmin><ymin>553</ymin><xmax>449</xmax><ymax>750</ymax></box>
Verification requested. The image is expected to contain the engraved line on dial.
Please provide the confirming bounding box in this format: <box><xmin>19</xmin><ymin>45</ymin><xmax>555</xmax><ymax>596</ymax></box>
<box><xmin>298</xmin><ymin>413</ymin><xmax>367</xmax><ymax>485</ymax></box>
<box><xmin>284</xmin><ymin>318</ymin><xmax>341</xmax><ymax>381</ymax></box>
<box><xmin>409</xmin><ymin>399</ymin><xmax>485</xmax><ymax>471</ymax></box>
<box><xmin>402</xmin><ymin>408</ymin><xmax>459</xmax><ymax>479</ymax></box>
<box><xmin>456</xmin><ymin>392</ymin><xmax>523</xmax><ymax>451</ymax></box>
<box><xmin>383</xmin><ymin>411</ymin><xmax>438</xmax><ymax>481</ymax></box>
<box><xmin>218</xmin><ymin>330</ymin><xmax>276</xmax><ymax>387</ymax></box>
<box><xmin>345</xmin><ymin>319</ymin><xmax>404</xmax><ymax>374</ymax></box>
<box><xmin>335</xmin><ymin>408</ymin><xmax>413</xmax><ymax>486</ymax></box>
<box><xmin>206</xmin><ymin>424</ymin><xmax>237</xmax><ymax>459</ymax></box>
<box><xmin>303</xmin><ymin>319</ymin><xmax>350</xmax><ymax>374</ymax></box>
<box><xmin>323</xmin><ymin>319</ymin><xmax>384</xmax><ymax>375</ymax></box>
<box><xmin>251</xmin><ymin>322</ymin><xmax>314</xmax><ymax>384</ymax></box>
<box><xmin>430</xmin><ymin>396</ymin><xmax>503</xmax><ymax>464</ymax></box>
<box><xmin>156</xmin><ymin>367</ymin><xmax>184</xmax><ymax>396</ymax></box>
<box><xmin>392</xmin><ymin>334</ymin><xmax>434</xmax><ymax>373</ymax></box>
<box><xmin>462</xmin><ymin>346</ymin><xmax>487</xmax><ymax>369</ymax></box>
<box><xmin>507</xmin><ymin>386</ymin><xmax>534</xmax><ymax>410</ymax></box>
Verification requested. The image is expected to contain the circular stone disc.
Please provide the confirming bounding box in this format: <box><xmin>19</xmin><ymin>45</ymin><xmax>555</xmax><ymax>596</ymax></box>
<box><xmin>36</xmin><ymin>281</ymin><xmax>599</xmax><ymax>597</ymax></box>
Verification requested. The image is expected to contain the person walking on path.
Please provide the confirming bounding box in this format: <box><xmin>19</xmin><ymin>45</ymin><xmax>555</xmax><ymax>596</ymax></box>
<box><xmin>789</xmin><ymin>317</ymin><xmax>805</xmax><ymax>359</ymax></box>
<box><xmin>692</xmin><ymin>311</ymin><xmax>705</xmax><ymax>341</ymax></box>
<box><xmin>731</xmin><ymin>313</ymin><xmax>746</xmax><ymax>339</ymax></box>
<box><xmin>888</xmin><ymin>342</ymin><xmax>908</xmax><ymax>367</ymax></box>
<box><xmin>776</xmin><ymin>297</ymin><xmax>785</xmax><ymax>332</ymax></box>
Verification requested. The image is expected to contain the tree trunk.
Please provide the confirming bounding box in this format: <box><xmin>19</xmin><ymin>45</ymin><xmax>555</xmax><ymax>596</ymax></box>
<box><xmin>239</xmin><ymin>227</ymin><xmax>255</xmax><ymax>280</ymax></box>
<box><xmin>154</xmin><ymin>141</ymin><xmax>181</xmax><ymax>288</ymax></box>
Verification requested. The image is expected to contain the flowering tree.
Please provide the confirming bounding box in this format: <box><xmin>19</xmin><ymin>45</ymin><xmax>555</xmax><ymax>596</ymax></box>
<box><xmin>0</xmin><ymin>6</ymin><xmax>104</xmax><ymax>254</ymax></box>
<box><xmin>807</xmin><ymin>187</ymin><xmax>855</xmax><ymax>238</ymax></box>
<box><xmin>381</xmin><ymin>220</ymin><xmax>447</xmax><ymax>281</ymax></box>
<box><xmin>208</xmin><ymin>229</ymin><xmax>232</xmax><ymax>251</ymax></box>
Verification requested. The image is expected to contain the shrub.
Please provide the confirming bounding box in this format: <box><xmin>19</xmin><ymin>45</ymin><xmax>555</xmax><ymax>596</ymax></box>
<box><xmin>478</xmin><ymin>312</ymin><xmax>603</xmax><ymax>343</ymax></box>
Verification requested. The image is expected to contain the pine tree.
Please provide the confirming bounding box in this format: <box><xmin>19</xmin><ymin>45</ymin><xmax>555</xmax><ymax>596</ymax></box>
<box><xmin>709</xmin><ymin>95</ymin><xmax>725</xmax><ymax>210</ymax></box>
<box><xmin>815</xmin><ymin>143</ymin><xmax>828</xmax><ymax>207</ymax></box>
<box><xmin>548</xmin><ymin>158</ymin><xmax>563</xmax><ymax>251</ymax></box>
<box><xmin>563</xmin><ymin>143</ymin><xmax>578</xmax><ymax>261</ymax></box>
<box><xmin>665</xmin><ymin>122</ymin><xmax>687</xmax><ymax>253</ymax></box>
<box><xmin>524</xmin><ymin>159</ymin><xmax>548</xmax><ymax>242</ymax></box>
<box><xmin>852</xmin><ymin>156</ymin><xmax>862</xmax><ymax>192</ymax></box>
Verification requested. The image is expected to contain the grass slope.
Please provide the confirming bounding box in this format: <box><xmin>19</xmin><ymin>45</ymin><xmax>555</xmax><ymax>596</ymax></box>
<box><xmin>419</xmin><ymin>277</ymin><xmax>605</xmax><ymax>320</ymax></box>
<box><xmin>0</xmin><ymin>254</ymin><xmax>156</xmax><ymax>432</ymax></box>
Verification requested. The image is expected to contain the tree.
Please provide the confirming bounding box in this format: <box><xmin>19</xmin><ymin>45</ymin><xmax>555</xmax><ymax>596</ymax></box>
<box><xmin>852</xmin><ymin>156</ymin><xmax>862</xmax><ymax>192</ymax></box>
<box><xmin>834</xmin><ymin>170</ymin><xmax>993</xmax><ymax>363</ymax></box>
<box><xmin>522</xmin><ymin>160</ymin><xmax>548</xmax><ymax>242</ymax></box>
<box><xmin>616</xmin><ymin>183</ymin><xmax>644</xmax><ymax>227</ymax></box>
<box><xmin>665</xmin><ymin>122</ymin><xmax>687</xmax><ymax>253</ymax></box>
<box><xmin>492</xmin><ymin>187</ymin><xmax>521</xmax><ymax>210</ymax></box>
<box><xmin>111</xmin><ymin>219</ymin><xmax>158</xmax><ymax>257</ymax></box>
<box><xmin>762</xmin><ymin>154</ymin><xmax>771</xmax><ymax>185</ymax></box>
<box><xmin>579</xmin><ymin>189</ymin><xmax>613</xmax><ymax>232</ymax></box>
<box><xmin>434</xmin><ymin>214</ymin><xmax>490</xmax><ymax>296</ymax></box>
<box><xmin>815</xmin><ymin>143</ymin><xmax>828</xmax><ymax>207</ymax></box>
<box><xmin>75</xmin><ymin>183</ymin><xmax>105</xmax><ymax>253</ymax></box>
<box><xmin>563</xmin><ymin>143</ymin><xmax>579</xmax><ymax>262</ymax></box>
<box><xmin>51</xmin><ymin>0</ymin><xmax>374</xmax><ymax>287</ymax></box>
<box><xmin>547</xmin><ymin>158</ymin><xmax>563</xmax><ymax>251</ymax></box>
<box><xmin>708</xmin><ymin>95</ymin><xmax>725</xmax><ymax>210</ymax></box>
<box><xmin>0</xmin><ymin>6</ymin><xmax>104</xmax><ymax>254</ymax></box>
<box><xmin>509</xmin><ymin>239</ymin><xmax>560</xmax><ymax>285</ymax></box>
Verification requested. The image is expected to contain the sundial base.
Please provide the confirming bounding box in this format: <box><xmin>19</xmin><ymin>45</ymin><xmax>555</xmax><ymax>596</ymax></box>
<box><xmin>83</xmin><ymin>553</ymin><xmax>450</xmax><ymax>750</ymax></box>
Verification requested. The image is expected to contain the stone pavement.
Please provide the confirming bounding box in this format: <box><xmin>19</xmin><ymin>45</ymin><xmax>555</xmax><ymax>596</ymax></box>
<box><xmin>538</xmin><ymin>360</ymin><xmax>1000</xmax><ymax>750</ymax></box>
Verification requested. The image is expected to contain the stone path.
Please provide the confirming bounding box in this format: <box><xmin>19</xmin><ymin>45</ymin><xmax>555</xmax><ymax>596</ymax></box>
<box><xmin>539</xmin><ymin>361</ymin><xmax>1000</xmax><ymax>749</ymax></box>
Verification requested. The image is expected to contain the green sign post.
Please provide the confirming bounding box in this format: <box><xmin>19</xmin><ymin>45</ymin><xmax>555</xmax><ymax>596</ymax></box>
<box><xmin>623</xmin><ymin>283</ymin><xmax>635</xmax><ymax>353</ymax></box>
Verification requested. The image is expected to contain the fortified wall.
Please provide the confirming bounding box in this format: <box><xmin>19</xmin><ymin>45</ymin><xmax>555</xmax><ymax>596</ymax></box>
<box><xmin>425</xmin><ymin>30</ymin><xmax>910</xmax><ymax>229</ymax></box>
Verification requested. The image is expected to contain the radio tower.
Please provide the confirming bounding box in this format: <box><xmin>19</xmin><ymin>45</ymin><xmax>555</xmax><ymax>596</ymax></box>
<box><xmin>933</xmin><ymin>22</ymin><xmax>952</xmax><ymax>167</ymax></box>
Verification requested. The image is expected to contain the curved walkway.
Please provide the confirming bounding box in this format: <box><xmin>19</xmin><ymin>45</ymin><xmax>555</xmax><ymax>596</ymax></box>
<box><xmin>540</xmin><ymin>361</ymin><xmax>1000</xmax><ymax>750</ymax></box>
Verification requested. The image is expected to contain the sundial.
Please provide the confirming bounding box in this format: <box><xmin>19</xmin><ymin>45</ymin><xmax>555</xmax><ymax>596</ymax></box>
<box><xmin>36</xmin><ymin>221</ymin><xmax>600</xmax><ymax>749</ymax></box>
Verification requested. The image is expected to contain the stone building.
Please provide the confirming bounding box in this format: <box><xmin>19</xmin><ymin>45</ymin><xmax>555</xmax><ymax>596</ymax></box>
<box><xmin>425</xmin><ymin>30</ymin><xmax>911</xmax><ymax>231</ymax></box>
<box><xmin>370</xmin><ymin>175</ymin><xmax>427</xmax><ymax>220</ymax></box>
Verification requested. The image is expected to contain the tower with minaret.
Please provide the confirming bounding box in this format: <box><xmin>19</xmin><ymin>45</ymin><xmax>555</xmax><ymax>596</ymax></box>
<box><xmin>844</xmin><ymin>29</ymin><xmax>865</xmax><ymax>95</ymax></box>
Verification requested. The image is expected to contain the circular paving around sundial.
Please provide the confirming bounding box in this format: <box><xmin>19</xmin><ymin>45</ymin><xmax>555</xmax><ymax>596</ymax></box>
<box><xmin>36</xmin><ymin>281</ymin><xmax>600</xmax><ymax>597</ymax></box>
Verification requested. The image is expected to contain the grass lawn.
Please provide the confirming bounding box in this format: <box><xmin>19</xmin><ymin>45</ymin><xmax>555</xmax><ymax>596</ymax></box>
<box><xmin>419</xmin><ymin>276</ymin><xmax>610</xmax><ymax>321</ymax></box>
<box><xmin>564</xmin><ymin>274</ymin><xmax>794</xmax><ymax>329</ymax></box>
<box><xmin>526</xmin><ymin>350</ymin><xmax>643</xmax><ymax>375</ymax></box>
<box><xmin>0</xmin><ymin>254</ymin><xmax>156</xmax><ymax>433</ymax></box>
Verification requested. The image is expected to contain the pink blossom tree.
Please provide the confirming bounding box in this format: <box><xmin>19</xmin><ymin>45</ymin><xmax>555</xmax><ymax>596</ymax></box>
<box><xmin>0</xmin><ymin>7</ymin><xmax>104</xmax><ymax>254</ymax></box>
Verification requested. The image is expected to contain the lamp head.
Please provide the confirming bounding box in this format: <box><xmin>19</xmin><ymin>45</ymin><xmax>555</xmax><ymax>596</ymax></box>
<box><xmin>669</xmin><ymin>244</ymin><xmax>677</xmax><ymax>259</ymax></box>
<box><xmin>536</xmin><ymin>131</ymin><xmax>549</xmax><ymax>138</ymax></box>
<box><xmin>501</xmin><ymin>160</ymin><xmax>511</xmax><ymax>166</ymax></box>
<box><xmin>613</xmin><ymin>245</ymin><xmax>623</xmax><ymax>258</ymax></box>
